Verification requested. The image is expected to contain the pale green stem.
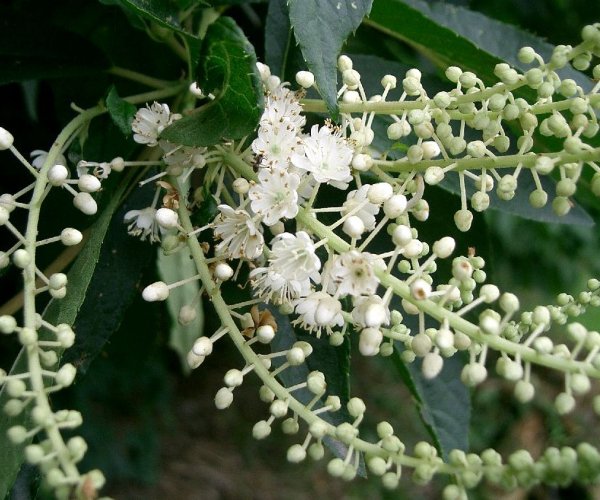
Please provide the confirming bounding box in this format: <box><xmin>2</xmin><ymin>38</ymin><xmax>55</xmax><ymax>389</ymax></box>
<box><xmin>375</xmin><ymin>147</ymin><xmax>600</xmax><ymax>173</ymax></box>
<box><xmin>108</xmin><ymin>67</ymin><xmax>179</xmax><ymax>89</ymax></box>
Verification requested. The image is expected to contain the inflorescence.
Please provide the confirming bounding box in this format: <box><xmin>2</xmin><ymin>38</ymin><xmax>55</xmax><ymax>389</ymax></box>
<box><xmin>1</xmin><ymin>23</ymin><xmax>600</xmax><ymax>499</ymax></box>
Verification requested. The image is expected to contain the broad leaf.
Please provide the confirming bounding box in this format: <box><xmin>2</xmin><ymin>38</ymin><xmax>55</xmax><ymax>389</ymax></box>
<box><xmin>157</xmin><ymin>247</ymin><xmax>204</xmax><ymax>374</ymax></box>
<box><xmin>0</xmin><ymin>172</ymin><xmax>136</xmax><ymax>498</ymax></box>
<box><xmin>367</xmin><ymin>0</ymin><xmax>593</xmax><ymax>92</ymax></box>
<box><xmin>391</xmin><ymin>344</ymin><xmax>470</xmax><ymax>460</ymax></box>
<box><xmin>161</xmin><ymin>17</ymin><xmax>264</xmax><ymax>146</ymax></box>
<box><xmin>60</xmin><ymin>187</ymin><xmax>157</xmax><ymax>373</ymax></box>
<box><xmin>268</xmin><ymin>307</ymin><xmax>365</xmax><ymax>476</ymax></box>
<box><xmin>106</xmin><ymin>86</ymin><xmax>137</xmax><ymax>136</ymax></box>
<box><xmin>118</xmin><ymin>0</ymin><xmax>190</xmax><ymax>36</ymax></box>
<box><xmin>287</xmin><ymin>0</ymin><xmax>373</xmax><ymax>116</ymax></box>
<box><xmin>264</xmin><ymin>0</ymin><xmax>304</xmax><ymax>81</ymax></box>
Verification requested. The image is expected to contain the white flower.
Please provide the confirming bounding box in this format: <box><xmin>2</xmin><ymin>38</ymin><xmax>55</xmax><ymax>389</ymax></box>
<box><xmin>249</xmin><ymin>168</ymin><xmax>300</xmax><ymax>226</ymax></box>
<box><xmin>250</xmin><ymin>266</ymin><xmax>310</xmax><ymax>305</ymax></box>
<box><xmin>352</xmin><ymin>295</ymin><xmax>390</xmax><ymax>328</ymax></box>
<box><xmin>132</xmin><ymin>102</ymin><xmax>181</xmax><ymax>146</ymax></box>
<box><xmin>251</xmin><ymin>123</ymin><xmax>302</xmax><ymax>169</ymax></box>
<box><xmin>342</xmin><ymin>185</ymin><xmax>380</xmax><ymax>231</ymax></box>
<box><xmin>124</xmin><ymin>207</ymin><xmax>162</xmax><ymax>243</ymax></box>
<box><xmin>260</xmin><ymin>85</ymin><xmax>306</xmax><ymax>132</ymax></box>
<box><xmin>213</xmin><ymin>205</ymin><xmax>264</xmax><ymax>260</ymax></box>
<box><xmin>31</xmin><ymin>150</ymin><xmax>67</xmax><ymax>170</ymax></box>
<box><xmin>328</xmin><ymin>250</ymin><xmax>383</xmax><ymax>297</ymax></box>
<box><xmin>293</xmin><ymin>291</ymin><xmax>344</xmax><ymax>337</ymax></box>
<box><xmin>159</xmin><ymin>140</ymin><xmax>207</xmax><ymax>168</ymax></box>
<box><xmin>76</xmin><ymin>160</ymin><xmax>111</xmax><ymax>179</ymax></box>
<box><xmin>291</xmin><ymin>124</ymin><xmax>354</xmax><ymax>185</ymax></box>
<box><xmin>269</xmin><ymin>231</ymin><xmax>321</xmax><ymax>284</ymax></box>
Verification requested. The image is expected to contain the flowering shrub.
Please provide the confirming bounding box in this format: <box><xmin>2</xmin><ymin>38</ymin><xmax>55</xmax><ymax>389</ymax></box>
<box><xmin>1</xmin><ymin>0</ymin><xmax>600</xmax><ymax>498</ymax></box>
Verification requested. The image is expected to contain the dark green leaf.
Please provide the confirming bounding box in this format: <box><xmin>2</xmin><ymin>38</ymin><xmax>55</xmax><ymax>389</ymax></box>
<box><xmin>287</xmin><ymin>0</ymin><xmax>373</xmax><ymax>116</ymax></box>
<box><xmin>368</xmin><ymin>0</ymin><xmax>593</xmax><ymax>92</ymax></box>
<box><xmin>106</xmin><ymin>86</ymin><xmax>138</xmax><ymax>136</ymax></box>
<box><xmin>0</xmin><ymin>12</ymin><xmax>110</xmax><ymax>85</ymax></box>
<box><xmin>60</xmin><ymin>187</ymin><xmax>157</xmax><ymax>373</ymax></box>
<box><xmin>190</xmin><ymin>187</ymin><xmax>218</xmax><ymax>226</ymax></box>
<box><xmin>162</xmin><ymin>17</ymin><xmax>264</xmax><ymax>146</ymax></box>
<box><xmin>118</xmin><ymin>0</ymin><xmax>189</xmax><ymax>35</ymax></box>
<box><xmin>391</xmin><ymin>344</ymin><xmax>470</xmax><ymax>460</ymax></box>
<box><xmin>268</xmin><ymin>307</ymin><xmax>366</xmax><ymax>476</ymax></box>
<box><xmin>264</xmin><ymin>0</ymin><xmax>304</xmax><ymax>81</ymax></box>
<box><xmin>0</xmin><ymin>172</ymin><xmax>136</xmax><ymax>497</ymax></box>
<box><xmin>439</xmin><ymin>172</ymin><xmax>594</xmax><ymax>227</ymax></box>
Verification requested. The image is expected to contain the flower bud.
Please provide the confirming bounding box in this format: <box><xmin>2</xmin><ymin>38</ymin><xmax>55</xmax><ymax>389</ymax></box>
<box><xmin>351</xmin><ymin>153</ymin><xmax>372</xmax><ymax>172</ymax></box>
<box><xmin>142</xmin><ymin>281</ymin><xmax>170</xmax><ymax>302</ymax></box>
<box><xmin>214</xmin><ymin>387</ymin><xmax>234</xmax><ymax>409</ymax></box>
<box><xmin>368</xmin><ymin>183</ymin><xmax>393</xmax><ymax>204</ymax></box>
<box><xmin>60</xmin><ymin>228</ymin><xmax>83</xmax><ymax>246</ymax></box>
<box><xmin>214</xmin><ymin>262</ymin><xmax>234</xmax><ymax>281</ymax></box>
<box><xmin>432</xmin><ymin>237</ymin><xmax>455</xmax><ymax>259</ymax></box>
<box><xmin>287</xmin><ymin>444</ymin><xmax>306</xmax><ymax>463</ymax></box>
<box><xmin>287</xmin><ymin>346</ymin><xmax>306</xmax><ymax>365</ymax></box>
<box><xmin>411</xmin><ymin>279</ymin><xmax>432</xmax><ymax>300</ymax></box>
<box><xmin>347</xmin><ymin>397</ymin><xmax>366</xmax><ymax>417</ymax></box>
<box><xmin>269</xmin><ymin>399</ymin><xmax>288</xmax><ymax>418</ymax></box>
<box><xmin>0</xmin><ymin>315</ymin><xmax>17</xmax><ymax>334</ymax></box>
<box><xmin>13</xmin><ymin>249</ymin><xmax>31</xmax><ymax>268</ymax></box>
<box><xmin>282</xmin><ymin>417</ymin><xmax>299</xmax><ymax>434</ymax></box>
<box><xmin>0</xmin><ymin>127</ymin><xmax>15</xmax><ymax>150</ymax></box>
<box><xmin>77</xmin><ymin>174</ymin><xmax>101</xmax><ymax>193</ymax></box>
<box><xmin>18</xmin><ymin>327</ymin><xmax>37</xmax><ymax>346</ymax></box>
<box><xmin>424</xmin><ymin>166</ymin><xmax>444</xmax><ymax>185</ymax></box>
<box><xmin>295</xmin><ymin>70</ymin><xmax>315</xmax><ymax>88</ymax></box>
<box><xmin>73</xmin><ymin>192</ymin><xmax>97</xmax><ymax>215</ymax></box>
<box><xmin>56</xmin><ymin>363</ymin><xmax>77</xmax><ymax>387</ymax></box>
<box><xmin>555</xmin><ymin>392</ymin><xmax>575</xmax><ymax>415</ymax></box>
<box><xmin>300</xmin><ymin>373</ymin><xmax>325</xmax><ymax>398</ymax></box>
<box><xmin>252</xmin><ymin>420</ymin><xmax>271</xmax><ymax>439</ymax></box>
<box><xmin>454</xmin><ymin>209</ymin><xmax>473</xmax><ymax>232</ymax></box>
<box><xmin>178</xmin><ymin>304</ymin><xmax>197</xmax><ymax>325</ymax></box>
<box><xmin>48</xmin><ymin>164</ymin><xmax>69</xmax><ymax>186</ymax></box>
<box><xmin>155</xmin><ymin>207</ymin><xmax>178</xmax><ymax>229</ymax></box>
<box><xmin>422</xmin><ymin>352</ymin><xmax>443</xmax><ymax>379</ymax></box>
<box><xmin>392</xmin><ymin>224</ymin><xmax>412</xmax><ymax>247</ymax></box>
<box><xmin>383</xmin><ymin>194</ymin><xmax>407</xmax><ymax>218</ymax></box>
<box><xmin>192</xmin><ymin>337</ymin><xmax>213</xmax><ymax>356</ymax></box>
<box><xmin>359</xmin><ymin>328</ymin><xmax>383</xmax><ymax>356</ymax></box>
<box><xmin>342</xmin><ymin>215</ymin><xmax>365</xmax><ymax>239</ymax></box>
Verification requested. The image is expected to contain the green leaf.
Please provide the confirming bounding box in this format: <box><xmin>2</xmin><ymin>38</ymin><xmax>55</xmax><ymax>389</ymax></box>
<box><xmin>264</xmin><ymin>0</ymin><xmax>305</xmax><ymax>81</ymax></box>
<box><xmin>391</xmin><ymin>344</ymin><xmax>470</xmax><ymax>460</ymax></box>
<box><xmin>268</xmin><ymin>307</ymin><xmax>366</xmax><ymax>476</ymax></box>
<box><xmin>60</xmin><ymin>187</ymin><xmax>158</xmax><ymax>373</ymax></box>
<box><xmin>106</xmin><ymin>86</ymin><xmax>138</xmax><ymax>136</ymax></box>
<box><xmin>0</xmin><ymin>173</ymin><xmax>135</xmax><ymax>497</ymax></box>
<box><xmin>367</xmin><ymin>0</ymin><xmax>593</xmax><ymax>92</ymax></box>
<box><xmin>0</xmin><ymin>10</ymin><xmax>110</xmax><ymax>85</ymax></box>
<box><xmin>161</xmin><ymin>17</ymin><xmax>264</xmax><ymax>146</ymax></box>
<box><xmin>439</xmin><ymin>172</ymin><xmax>594</xmax><ymax>227</ymax></box>
<box><xmin>117</xmin><ymin>0</ymin><xmax>189</xmax><ymax>36</ymax></box>
<box><xmin>157</xmin><ymin>247</ymin><xmax>204</xmax><ymax>374</ymax></box>
<box><xmin>190</xmin><ymin>185</ymin><xmax>218</xmax><ymax>227</ymax></box>
<box><xmin>287</xmin><ymin>0</ymin><xmax>373</xmax><ymax>116</ymax></box>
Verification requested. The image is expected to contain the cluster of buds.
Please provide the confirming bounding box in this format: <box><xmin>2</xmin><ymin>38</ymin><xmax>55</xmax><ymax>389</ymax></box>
<box><xmin>0</xmin><ymin>126</ymin><xmax>107</xmax><ymax>498</ymax></box>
